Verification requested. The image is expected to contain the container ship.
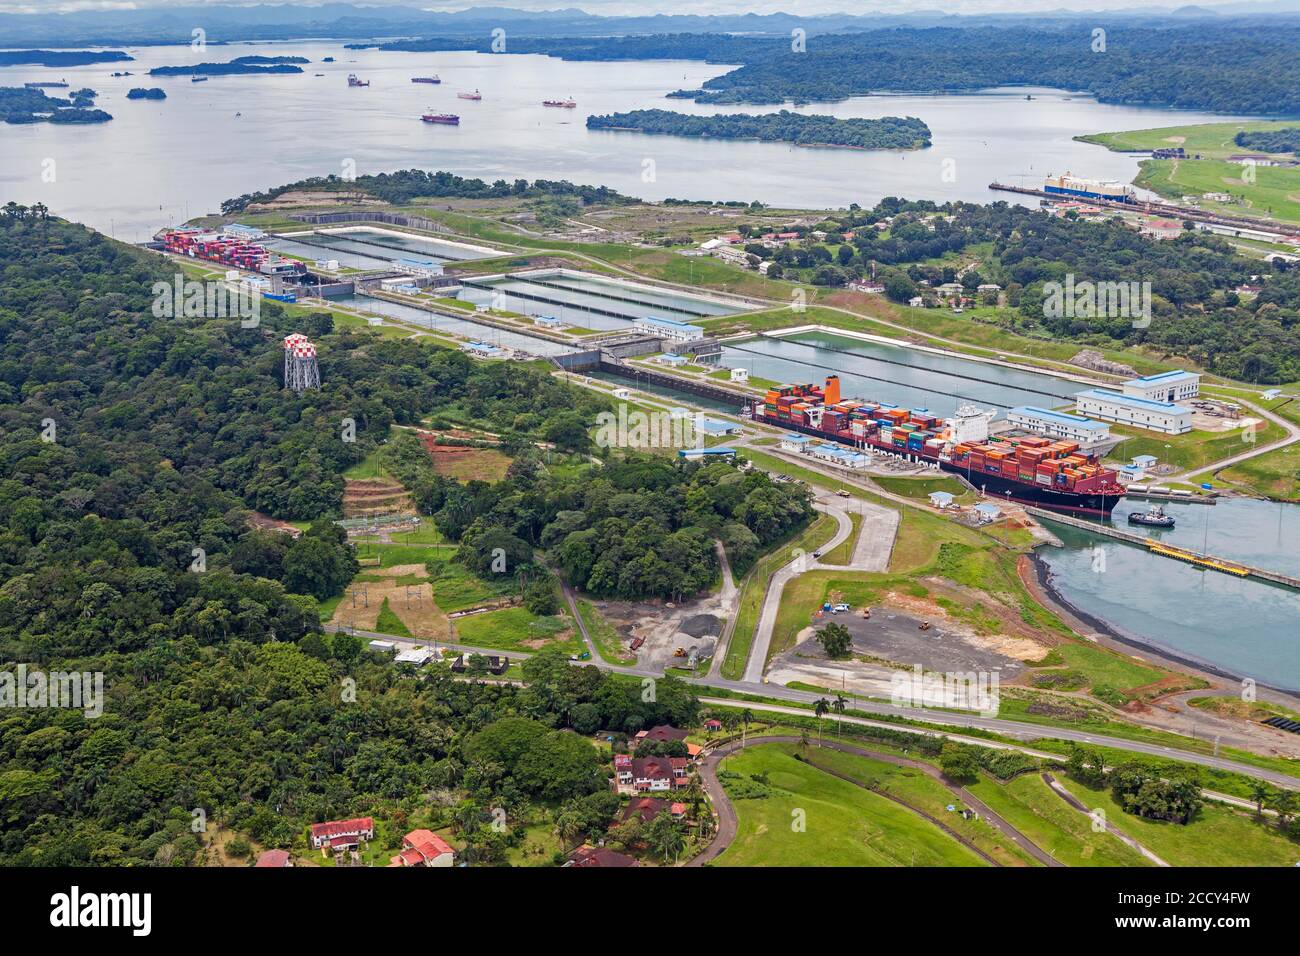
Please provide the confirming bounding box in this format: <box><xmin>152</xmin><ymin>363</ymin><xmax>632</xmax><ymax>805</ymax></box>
<box><xmin>755</xmin><ymin>376</ymin><xmax>1123</xmax><ymax>516</ymax></box>
<box><xmin>457</xmin><ymin>90</ymin><xmax>482</xmax><ymax>100</ymax></box>
<box><xmin>1043</xmin><ymin>172</ymin><xmax>1135</xmax><ymax>204</ymax></box>
<box><xmin>156</xmin><ymin>228</ymin><xmax>307</xmax><ymax>277</ymax></box>
<box><xmin>411</xmin><ymin>76</ymin><xmax>441</xmax><ymax>84</ymax></box>
<box><xmin>543</xmin><ymin>99</ymin><xmax>577</xmax><ymax>108</ymax></box>
<box><xmin>421</xmin><ymin>112</ymin><xmax>460</xmax><ymax>125</ymax></box>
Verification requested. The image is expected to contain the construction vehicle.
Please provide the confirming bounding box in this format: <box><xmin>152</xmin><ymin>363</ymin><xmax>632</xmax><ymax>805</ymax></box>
<box><xmin>673</xmin><ymin>646</ymin><xmax>686</xmax><ymax>657</ymax></box>
<box><xmin>919</xmin><ymin>621</ymin><xmax>932</xmax><ymax>631</ymax></box>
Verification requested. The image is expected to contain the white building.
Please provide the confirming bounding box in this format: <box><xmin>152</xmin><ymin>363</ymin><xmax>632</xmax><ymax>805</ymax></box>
<box><xmin>1075</xmin><ymin>389</ymin><xmax>1193</xmax><ymax>435</ymax></box>
<box><xmin>1121</xmin><ymin>370</ymin><xmax>1200</xmax><ymax>403</ymax></box>
<box><xmin>730</xmin><ymin>368</ymin><xmax>750</xmax><ymax>384</ymax></box>
<box><xmin>635</xmin><ymin>316</ymin><xmax>705</xmax><ymax>343</ymax></box>
<box><xmin>1007</xmin><ymin>406</ymin><xmax>1111</xmax><ymax>448</ymax></box>
<box><xmin>395</xmin><ymin>257</ymin><xmax>444</xmax><ymax>278</ymax></box>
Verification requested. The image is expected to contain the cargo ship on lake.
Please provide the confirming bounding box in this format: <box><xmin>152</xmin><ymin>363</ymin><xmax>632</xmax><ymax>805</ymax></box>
<box><xmin>411</xmin><ymin>76</ymin><xmax>440</xmax><ymax>84</ymax></box>
<box><xmin>421</xmin><ymin>112</ymin><xmax>460</xmax><ymax>125</ymax></box>
<box><xmin>755</xmin><ymin>376</ymin><xmax>1123</xmax><ymax>516</ymax></box>
<box><xmin>543</xmin><ymin>98</ymin><xmax>576</xmax><ymax>108</ymax></box>
<box><xmin>1043</xmin><ymin>171</ymin><xmax>1136</xmax><ymax>204</ymax></box>
<box><xmin>457</xmin><ymin>90</ymin><xmax>482</xmax><ymax>100</ymax></box>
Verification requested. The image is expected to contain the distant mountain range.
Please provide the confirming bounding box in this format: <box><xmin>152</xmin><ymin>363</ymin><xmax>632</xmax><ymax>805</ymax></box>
<box><xmin>6</xmin><ymin>2</ymin><xmax>1300</xmax><ymax>47</ymax></box>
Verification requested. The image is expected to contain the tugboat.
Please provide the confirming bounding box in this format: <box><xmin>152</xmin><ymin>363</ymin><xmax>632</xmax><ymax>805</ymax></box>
<box><xmin>1128</xmin><ymin>503</ymin><xmax>1175</xmax><ymax>528</ymax></box>
<box><xmin>347</xmin><ymin>74</ymin><xmax>370</xmax><ymax>88</ymax></box>
<box><xmin>457</xmin><ymin>89</ymin><xmax>482</xmax><ymax>100</ymax></box>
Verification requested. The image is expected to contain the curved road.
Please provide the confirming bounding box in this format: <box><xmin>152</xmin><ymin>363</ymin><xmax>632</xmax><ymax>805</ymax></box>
<box><xmin>688</xmin><ymin>735</ymin><xmax>1062</xmax><ymax>867</ymax></box>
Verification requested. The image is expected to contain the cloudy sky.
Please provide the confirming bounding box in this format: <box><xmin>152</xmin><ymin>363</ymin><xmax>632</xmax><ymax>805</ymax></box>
<box><xmin>0</xmin><ymin>0</ymin><xmax>1263</xmax><ymax>15</ymax></box>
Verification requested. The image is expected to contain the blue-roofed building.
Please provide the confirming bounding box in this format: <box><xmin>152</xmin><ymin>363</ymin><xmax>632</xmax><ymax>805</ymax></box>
<box><xmin>973</xmin><ymin>503</ymin><xmax>1002</xmax><ymax>524</ymax></box>
<box><xmin>634</xmin><ymin>316</ymin><xmax>705</xmax><ymax>343</ymax></box>
<box><xmin>678</xmin><ymin>446</ymin><xmax>736</xmax><ymax>460</ymax></box>
<box><xmin>226</xmin><ymin>223</ymin><xmax>266</xmax><ymax>239</ymax></box>
<box><xmin>1007</xmin><ymin>405</ymin><xmax>1111</xmax><ymax>448</ymax></box>
<box><xmin>462</xmin><ymin>341</ymin><xmax>506</xmax><ymax>358</ymax></box>
<box><xmin>779</xmin><ymin>433</ymin><xmax>814</xmax><ymax>452</ymax></box>
<box><xmin>928</xmin><ymin>491</ymin><xmax>955</xmax><ymax>509</ymax></box>
<box><xmin>808</xmin><ymin>442</ymin><xmax>869</xmax><ymax>469</ymax></box>
<box><xmin>651</xmin><ymin>353</ymin><xmax>688</xmax><ymax>366</ymax></box>
<box><xmin>396</xmin><ymin>257</ymin><xmax>444</xmax><ymax>278</ymax></box>
<box><xmin>1075</xmin><ymin>389</ymin><xmax>1192</xmax><ymax>435</ymax></box>
<box><xmin>1121</xmin><ymin>369</ymin><xmax>1199</xmax><ymax>403</ymax></box>
<box><xmin>695</xmin><ymin>417</ymin><xmax>743</xmax><ymax>436</ymax></box>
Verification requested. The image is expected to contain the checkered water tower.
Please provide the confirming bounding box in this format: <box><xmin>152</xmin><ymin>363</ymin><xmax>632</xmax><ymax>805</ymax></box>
<box><xmin>283</xmin><ymin>333</ymin><xmax>321</xmax><ymax>392</ymax></box>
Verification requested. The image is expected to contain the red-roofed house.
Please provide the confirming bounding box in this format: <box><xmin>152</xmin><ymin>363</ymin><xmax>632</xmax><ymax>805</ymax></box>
<box><xmin>620</xmin><ymin>797</ymin><xmax>688</xmax><ymax>825</ymax></box>
<box><xmin>634</xmin><ymin>725</ymin><xmax>689</xmax><ymax>745</ymax></box>
<box><xmin>309</xmin><ymin>817</ymin><xmax>374</xmax><ymax>854</ymax></box>
<box><xmin>703</xmin><ymin>718</ymin><xmax>723</xmax><ymax>732</ymax></box>
<box><xmin>388</xmin><ymin>829</ymin><xmax>455</xmax><ymax>868</ymax></box>
<box><xmin>629</xmin><ymin>756</ymin><xmax>690</xmax><ymax>793</ymax></box>
<box><xmin>255</xmin><ymin>849</ymin><xmax>292</xmax><ymax>868</ymax></box>
<box><xmin>564</xmin><ymin>846</ymin><xmax>639</xmax><ymax>868</ymax></box>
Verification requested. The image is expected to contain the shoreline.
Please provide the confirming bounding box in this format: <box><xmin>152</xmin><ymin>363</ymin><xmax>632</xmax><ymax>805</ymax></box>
<box><xmin>1022</xmin><ymin>551</ymin><xmax>1300</xmax><ymax>700</ymax></box>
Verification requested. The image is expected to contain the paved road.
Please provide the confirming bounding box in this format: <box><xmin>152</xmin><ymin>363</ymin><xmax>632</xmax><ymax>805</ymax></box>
<box><xmin>741</xmin><ymin>489</ymin><xmax>897</xmax><ymax>684</ymax></box>
<box><xmin>1042</xmin><ymin>772</ymin><xmax>1170</xmax><ymax>867</ymax></box>
<box><xmin>690</xmin><ymin>735</ymin><xmax>1062</xmax><ymax>867</ymax></box>
<box><xmin>322</xmin><ymin>625</ymin><xmax>1300</xmax><ymax>789</ymax></box>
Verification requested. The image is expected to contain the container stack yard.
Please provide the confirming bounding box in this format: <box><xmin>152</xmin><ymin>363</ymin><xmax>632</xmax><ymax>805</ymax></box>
<box><xmin>158</xmin><ymin>228</ymin><xmax>307</xmax><ymax>277</ymax></box>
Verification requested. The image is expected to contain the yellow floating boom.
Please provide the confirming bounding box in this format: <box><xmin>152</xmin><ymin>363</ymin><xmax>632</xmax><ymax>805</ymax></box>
<box><xmin>1145</xmin><ymin>540</ymin><xmax>1250</xmax><ymax>576</ymax></box>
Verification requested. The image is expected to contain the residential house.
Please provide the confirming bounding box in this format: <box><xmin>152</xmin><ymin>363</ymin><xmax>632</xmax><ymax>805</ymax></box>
<box><xmin>703</xmin><ymin>718</ymin><xmax>723</xmax><ymax>732</ymax></box>
<box><xmin>389</xmin><ymin>829</ymin><xmax>455</xmax><ymax>867</ymax></box>
<box><xmin>255</xmin><ymin>850</ymin><xmax>292</xmax><ymax>868</ymax></box>
<box><xmin>621</xmin><ymin>755</ymin><xmax>691</xmax><ymax>793</ymax></box>
<box><xmin>564</xmin><ymin>846</ymin><xmax>639</xmax><ymax>867</ymax></box>
<box><xmin>634</xmin><ymin>725</ymin><xmax>690</xmax><ymax>745</ymax></box>
<box><xmin>620</xmin><ymin>797</ymin><xmax>688</xmax><ymax>825</ymax></box>
<box><xmin>309</xmin><ymin>817</ymin><xmax>374</xmax><ymax>854</ymax></box>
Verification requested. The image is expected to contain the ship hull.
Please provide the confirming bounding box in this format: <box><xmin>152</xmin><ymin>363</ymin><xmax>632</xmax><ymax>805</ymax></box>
<box><xmin>758</xmin><ymin>412</ymin><xmax>1120</xmax><ymax>517</ymax></box>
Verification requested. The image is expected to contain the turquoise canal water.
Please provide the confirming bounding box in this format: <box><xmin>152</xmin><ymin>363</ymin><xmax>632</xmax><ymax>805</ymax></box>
<box><xmin>723</xmin><ymin>330</ymin><xmax>1084</xmax><ymax>418</ymax></box>
<box><xmin>459</xmin><ymin>271</ymin><xmax>741</xmax><ymax>330</ymax></box>
<box><xmin>332</xmin><ymin>294</ymin><xmax>576</xmax><ymax>356</ymax></box>
<box><xmin>1039</xmin><ymin>498</ymin><xmax>1300</xmax><ymax>690</ymax></box>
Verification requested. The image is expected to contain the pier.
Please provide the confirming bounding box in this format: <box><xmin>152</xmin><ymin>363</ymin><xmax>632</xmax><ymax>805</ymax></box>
<box><xmin>1025</xmin><ymin>506</ymin><xmax>1300</xmax><ymax>591</ymax></box>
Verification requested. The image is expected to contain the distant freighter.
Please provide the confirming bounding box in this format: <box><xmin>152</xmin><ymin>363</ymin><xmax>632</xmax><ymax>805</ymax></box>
<box><xmin>411</xmin><ymin>76</ymin><xmax>441</xmax><ymax>84</ymax></box>
<box><xmin>422</xmin><ymin>112</ymin><xmax>460</xmax><ymax>125</ymax></box>
<box><xmin>457</xmin><ymin>90</ymin><xmax>482</xmax><ymax>100</ymax></box>
<box><xmin>347</xmin><ymin>74</ymin><xmax>369</xmax><ymax>88</ymax></box>
<box><xmin>543</xmin><ymin>99</ymin><xmax>576</xmax><ymax>108</ymax></box>
<box><xmin>1043</xmin><ymin>172</ymin><xmax>1135</xmax><ymax>204</ymax></box>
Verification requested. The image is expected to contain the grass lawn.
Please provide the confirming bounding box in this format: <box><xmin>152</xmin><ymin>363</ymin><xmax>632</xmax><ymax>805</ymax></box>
<box><xmin>427</xmin><ymin>560</ymin><xmax>516</xmax><ymax>612</ymax></box>
<box><xmin>374</xmin><ymin>598</ymin><xmax>413</xmax><ymax>638</ymax></box>
<box><xmin>721</xmin><ymin>514</ymin><xmax>838</xmax><ymax>680</ymax></box>
<box><xmin>387</xmin><ymin>518</ymin><xmax>444</xmax><ymax>545</ymax></box>
<box><xmin>966</xmin><ymin>774</ymin><xmax>1150</xmax><ymax>867</ymax></box>
<box><xmin>352</xmin><ymin>541</ymin><xmax>456</xmax><ymax>569</ymax></box>
<box><xmin>1106</xmin><ymin>421</ymin><xmax>1277</xmax><ymax>474</ymax></box>
<box><xmin>427</xmin><ymin>445</ymin><xmax>514</xmax><ymax>482</ymax></box>
<box><xmin>819</xmin><ymin>511</ymin><xmax>863</xmax><ymax>565</ymax></box>
<box><xmin>715</xmin><ymin>743</ymin><xmax>988</xmax><ymax>866</ymax></box>
<box><xmin>506</xmin><ymin>822</ymin><xmax>565</xmax><ymax>867</ymax></box>
<box><xmin>576</xmin><ymin>599</ymin><xmax>635</xmax><ymax>665</ymax></box>
<box><xmin>1076</xmin><ymin>121</ymin><xmax>1299</xmax><ymax>160</ymax></box>
<box><xmin>1136</xmin><ymin>158</ymin><xmax>1300</xmax><ymax>225</ymax></box>
<box><xmin>798</xmin><ymin>745</ymin><xmax>1040</xmax><ymax>866</ymax></box>
<box><xmin>1053</xmin><ymin>775</ymin><xmax>1300</xmax><ymax>867</ymax></box>
<box><xmin>873</xmin><ymin>474</ymin><xmax>972</xmax><ymax>502</ymax></box>
<box><xmin>452</xmin><ymin>606</ymin><xmax>583</xmax><ymax>656</ymax></box>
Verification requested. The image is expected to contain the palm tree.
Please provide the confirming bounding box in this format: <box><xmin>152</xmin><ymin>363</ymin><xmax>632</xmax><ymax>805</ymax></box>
<box><xmin>813</xmin><ymin>698</ymin><xmax>830</xmax><ymax>746</ymax></box>
<box><xmin>740</xmin><ymin>708</ymin><xmax>753</xmax><ymax>749</ymax></box>
<box><xmin>833</xmin><ymin>694</ymin><xmax>848</xmax><ymax>738</ymax></box>
<box><xmin>1249</xmin><ymin>780</ymin><xmax>1270</xmax><ymax>816</ymax></box>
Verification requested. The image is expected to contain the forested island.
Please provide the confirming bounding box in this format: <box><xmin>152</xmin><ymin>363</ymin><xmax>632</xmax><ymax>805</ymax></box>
<box><xmin>362</xmin><ymin>24</ymin><xmax>1300</xmax><ymax>116</ymax></box>
<box><xmin>222</xmin><ymin>169</ymin><xmax>635</xmax><ymax>214</ymax></box>
<box><xmin>0</xmin><ymin>86</ymin><xmax>111</xmax><ymax>124</ymax></box>
<box><xmin>149</xmin><ymin>56</ymin><xmax>306</xmax><ymax>77</ymax></box>
<box><xmin>586</xmin><ymin>109</ymin><xmax>931</xmax><ymax>150</ymax></box>
<box><xmin>1235</xmin><ymin>127</ymin><xmax>1300</xmax><ymax>156</ymax></box>
<box><xmin>0</xmin><ymin>49</ymin><xmax>132</xmax><ymax>67</ymax></box>
<box><xmin>126</xmin><ymin>87</ymin><xmax>167</xmax><ymax>101</ymax></box>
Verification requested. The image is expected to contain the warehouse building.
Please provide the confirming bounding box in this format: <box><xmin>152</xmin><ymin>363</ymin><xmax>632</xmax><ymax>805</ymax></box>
<box><xmin>634</xmin><ymin>316</ymin><xmax>705</xmax><ymax>343</ymax></box>
<box><xmin>1121</xmin><ymin>369</ymin><xmax>1200</xmax><ymax>403</ymax></box>
<box><xmin>1075</xmin><ymin>389</ymin><xmax>1193</xmax><ymax>434</ymax></box>
<box><xmin>1007</xmin><ymin>406</ymin><xmax>1112</xmax><ymax>448</ymax></box>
